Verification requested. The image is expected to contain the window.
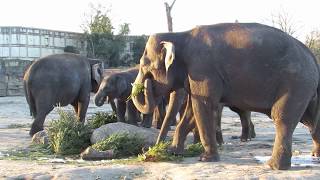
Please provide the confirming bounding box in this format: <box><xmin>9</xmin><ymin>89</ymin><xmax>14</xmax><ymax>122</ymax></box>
<box><xmin>28</xmin><ymin>47</ymin><xmax>40</xmax><ymax>57</ymax></box>
<box><xmin>0</xmin><ymin>34</ymin><xmax>10</xmax><ymax>44</ymax></box>
<box><xmin>0</xmin><ymin>47</ymin><xmax>9</xmax><ymax>57</ymax></box>
<box><xmin>20</xmin><ymin>35</ymin><xmax>26</xmax><ymax>44</ymax></box>
<box><xmin>11</xmin><ymin>47</ymin><xmax>20</xmax><ymax>57</ymax></box>
<box><xmin>11</xmin><ymin>34</ymin><xmax>19</xmax><ymax>44</ymax></box>
<box><xmin>20</xmin><ymin>47</ymin><xmax>27</xmax><ymax>57</ymax></box>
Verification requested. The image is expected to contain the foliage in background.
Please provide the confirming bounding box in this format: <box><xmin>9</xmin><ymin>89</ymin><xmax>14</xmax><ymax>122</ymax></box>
<box><xmin>64</xmin><ymin>46</ymin><xmax>80</xmax><ymax>54</ymax></box>
<box><xmin>87</xmin><ymin>111</ymin><xmax>117</xmax><ymax>129</ymax></box>
<box><xmin>47</xmin><ymin>109</ymin><xmax>91</xmax><ymax>155</ymax></box>
<box><xmin>92</xmin><ymin>133</ymin><xmax>145</xmax><ymax>158</ymax></box>
<box><xmin>305</xmin><ymin>30</ymin><xmax>320</xmax><ymax>64</ymax></box>
<box><xmin>81</xmin><ymin>3</ymin><xmax>131</xmax><ymax>67</ymax></box>
<box><xmin>131</xmin><ymin>35</ymin><xmax>148</xmax><ymax>64</ymax></box>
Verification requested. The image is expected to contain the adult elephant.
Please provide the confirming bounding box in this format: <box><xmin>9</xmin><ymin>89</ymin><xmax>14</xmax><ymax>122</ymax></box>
<box><xmin>131</xmin><ymin>23</ymin><xmax>320</xmax><ymax>170</ymax></box>
<box><xmin>156</xmin><ymin>88</ymin><xmax>255</xmax><ymax>145</ymax></box>
<box><xmin>24</xmin><ymin>53</ymin><xmax>103</xmax><ymax>136</ymax></box>
<box><xmin>94</xmin><ymin>67</ymin><xmax>152</xmax><ymax>127</ymax></box>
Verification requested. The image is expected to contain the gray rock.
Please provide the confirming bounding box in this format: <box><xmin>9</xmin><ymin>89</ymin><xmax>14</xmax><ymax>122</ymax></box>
<box><xmin>91</xmin><ymin>122</ymin><xmax>159</xmax><ymax>145</ymax></box>
<box><xmin>32</xmin><ymin>130</ymin><xmax>49</xmax><ymax>145</ymax></box>
<box><xmin>81</xmin><ymin>147</ymin><xmax>114</xmax><ymax>160</ymax></box>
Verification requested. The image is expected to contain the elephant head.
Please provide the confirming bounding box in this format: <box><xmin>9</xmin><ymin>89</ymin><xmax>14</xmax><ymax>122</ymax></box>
<box><xmin>89</xmin><ymin>60</ymin><xmax>104</xmax><ymax>93</ymax></box>
<box><xmin>132</xmin><ymin>34</ymin><xmax>187</xmax><ymax>114</ymax></box>
<box><xmin>94</xmin><ymin>74</ymin><xmax>128</xmax><ymax>107</ymax></box>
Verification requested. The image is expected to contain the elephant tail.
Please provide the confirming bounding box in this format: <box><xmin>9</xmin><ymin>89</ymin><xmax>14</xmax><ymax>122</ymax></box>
<box><xmin>24</xmin><ymin>79</ymin><xmax>36</xmax><ymax>118</ymax></box>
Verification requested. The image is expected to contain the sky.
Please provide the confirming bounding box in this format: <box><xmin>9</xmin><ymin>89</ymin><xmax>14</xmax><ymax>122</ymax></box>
<box><xmin>0</xmin><ymin>0</ymin><xmax>319</xmax><ymax>41</ymax></box>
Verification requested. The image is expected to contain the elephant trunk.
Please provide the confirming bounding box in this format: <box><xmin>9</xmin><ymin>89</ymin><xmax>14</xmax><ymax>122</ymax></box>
<box><xmin>131</xmin><ymin>77</ymin><xmax>156</xmax><ymax>114</ymax></box>
<box><xmin>94</xmin><ymin>91</ymin><xmax>107</xmax><ymax>107</ymax></box>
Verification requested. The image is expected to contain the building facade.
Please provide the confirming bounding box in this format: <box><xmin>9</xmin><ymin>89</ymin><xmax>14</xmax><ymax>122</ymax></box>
<box><xmin>0</xmin><ymin>26</ymin><xmax>86</xmax><ymax>61</ymax></box>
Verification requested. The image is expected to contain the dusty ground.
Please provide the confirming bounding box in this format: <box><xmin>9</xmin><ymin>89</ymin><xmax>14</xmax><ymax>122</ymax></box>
<box><xmin>1</xmin><ymin>96</ymin><xmax>320</xmax><ymax>179</ymax></box>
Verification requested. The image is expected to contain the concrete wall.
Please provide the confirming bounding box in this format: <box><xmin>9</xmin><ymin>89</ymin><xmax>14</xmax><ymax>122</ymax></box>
<box><xmin>0</xmin><ymin>59</ymin><xmax>31</xmax><ymax>96</ymax></box>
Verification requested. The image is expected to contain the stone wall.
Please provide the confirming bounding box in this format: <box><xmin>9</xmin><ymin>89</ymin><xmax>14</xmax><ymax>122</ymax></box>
<box><xmin>0</xmin><ymin>59</ymin><xmax>31</xmax><ymax>96</ymax></box>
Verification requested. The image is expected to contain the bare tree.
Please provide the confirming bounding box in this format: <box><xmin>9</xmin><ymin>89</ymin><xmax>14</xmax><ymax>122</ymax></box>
<box><xmin>270</xmin><ymin>9</ymin><xmax>300</xmax><ymax>37</ymax></box>
<box><xmin>306</xmin><ymin>30</ymin><xmax>320</xmax><ymax>63</ymax></box>
<box><xmin>164</xmin><ymin>0</ymin><xmax>177</xmax><ymax>32</ymax></box>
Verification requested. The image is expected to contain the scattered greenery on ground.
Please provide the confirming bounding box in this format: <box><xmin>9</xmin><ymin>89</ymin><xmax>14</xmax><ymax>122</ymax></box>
<box><xmin>138</xmin><ymin>142</ymin><xmax>182</xmax><ymax>162</ymax></box>
<box><xmin>184</xmin><ymin>143</ymin><xmax>204</xmax><ymax>157</ymax></box>
<box><xmin>7</xmin><ymin>123</ymin><xmax>31</xmax><ymax>129</ymax></box>
<box><xmin>92</xmin><ymin>133</ymin><xmax>145</xmax><ymax>158</ymax></box>
<box><xmin>127</xmin><ymin>83</ymin><xmax>145</xmax><ymax>101</ymax></box>
<box><xmin>138</xmin><ymin>142</ymin><xmax>204</xmax><ymax>162</ymax></box>
<box><xmin>47</xmin><ymin>109</ymin><xmax>91</xmax><ymax>155</ymax></box>
<box><xmin>87</xmin><ymin>111</ymin><xmax>117</xmax><ymax>129</ymax></box>
<box><xmin>0</xmin><ymin>144</ymin><xmax>55</xmax><ymax>161</ymax></box>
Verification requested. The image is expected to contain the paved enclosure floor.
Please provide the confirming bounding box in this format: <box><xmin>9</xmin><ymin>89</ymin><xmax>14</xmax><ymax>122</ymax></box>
<box><xmin>1</xmin><ymin>96</ymin><xmax>320</xmax><ymax>179</ymax></box>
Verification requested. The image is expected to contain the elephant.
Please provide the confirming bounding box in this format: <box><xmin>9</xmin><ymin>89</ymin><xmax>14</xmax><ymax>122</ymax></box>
<box><xmin>24</xmin><ymin>53</ymin><xmax>103</xmax><ymax>136</ymax></box>
<box><xmin>156</xmin><ymin>88</ymin><xmax>255</xmax><ymax>145</ymax></box>
<box><xmin>94</xmin><ymin>67</ymin><xmax>152</xmax><ymax>127</ymax></box>
<box><xmin>131</xmin><ymin>23</ymin><xmax>320</xmax><ymax>170</ymax></box>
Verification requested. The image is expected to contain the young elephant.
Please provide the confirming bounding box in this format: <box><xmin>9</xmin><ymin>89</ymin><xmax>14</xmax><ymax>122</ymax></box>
<box><xmin>94</xmin><ymin>67</ymin><xmax>152</xmax><ymax>126</ymax></box>
<box><xmin>24</xmin><ymin>53</ymin><xmax>103</xmax><ymax>136</ymax></box>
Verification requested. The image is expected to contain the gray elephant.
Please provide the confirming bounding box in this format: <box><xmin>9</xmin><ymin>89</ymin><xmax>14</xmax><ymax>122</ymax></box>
<box><xmin>131</xmin><ymin>23</ymin><xmax>320</xmax><ymax>170</ymax></box>
<box><xmin>24</xmin><ymin>53</ymin><xmax>103</xmax><ymax>136</ymax></box>
<box><xmin>94</xmin><ymin>67</ymin><xmax>152</xmax><ymax>127</ymax></box>
<box><xmin>156</xmin><ymin>88</ymin><xmax>255</xmax><ymax>145</ymax></box>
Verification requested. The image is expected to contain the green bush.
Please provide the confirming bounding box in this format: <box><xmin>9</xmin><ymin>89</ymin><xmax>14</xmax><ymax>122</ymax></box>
<box><xmin>47</xmin><ymin>109</ymin><xmax>91</xmax><ymax>155</ymax></box>
<box><xmin>184</xmin><ymin>143</ymin><xmax>204</xmax><ymax>157</ymax></box>
<box><xmin>87</xmin><ymin>111</ymin><xmax>117</xmax><ymax>129</ymax></box>
<box><xmin>92</xmin><ymin>133</ymin><xmax>145</xmax><ymax>158</ymax></box>
<box><xmin>138</xmin><ymin>142</ymin><xmax>182</xmax><ymax>162</ymax></box>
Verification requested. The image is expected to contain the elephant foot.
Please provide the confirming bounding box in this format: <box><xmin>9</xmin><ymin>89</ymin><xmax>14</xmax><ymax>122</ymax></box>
<box><xmin>240</xmin><ymin>134</ymin><xmax>251</xmax><ymax>142</ymax></box>
<box><xmin>29</xmin><ymin>124</ymin><xmax>43</xmax><ymax>137</ymax></box>
<box><xmin>167</xmin><ymin>145</ymin><xmax>184</xmax><ymax>155</ymax></box>
<box><xmin>267</xmin><ymin>156</ymin><xmax>291</xmax><ymax>170</ymax></box>
<box><xmin>250</xmin><ymin>129</ymin><xmax>256</xmax><ymax>138</ymax></box>
<box><xmin>311</xmin><ymin>147</ymin><xmax>320</xmax><ymax>157</ymax></box>
<box><xmin>216</xmin><ymin>131</ymin><xmax>224</xmax><ymax>145</ymax></box>
<box><xmin>199</xmin><ymin>152</ymin><xmax>220</xmax><ymax>162</ymax></box>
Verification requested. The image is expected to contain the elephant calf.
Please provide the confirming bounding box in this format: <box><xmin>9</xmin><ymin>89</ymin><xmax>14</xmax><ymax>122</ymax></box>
<box><xmin>94</xmin><ymin>67</ymin><xmax>152</xmax><ymax>127</ymax></box>
<box><xmin>24</xmin><ymin>53</ymin><xmax>103</xmax><ymax>136</ymax></box>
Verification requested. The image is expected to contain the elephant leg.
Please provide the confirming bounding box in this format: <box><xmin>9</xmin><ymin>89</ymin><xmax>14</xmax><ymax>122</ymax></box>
<box><xmin>71</xmin><ymin>101</ymin><xmax>78</xmax><ymax>115</ymax></box>
<box><xmin>116</xmin><ymin>100</ymin><xmax>126</xmax><ymax>123</ymax></box>
<box><xmin>141</xmin><ymin>113</ymin><xmax>153</xmax><ymax>128</ymax></box>
<box><xmin>126</xmin><ymin>100</ymin><xmax>139</xmax><ymax>126</ymax></box>
<box><xmin>151</xmin><ymin>97</ymin><xmax>166</xmax><ymax>129</ymax></box>
<box><xmin>191</xmin><ymin>94</ymin><xmax>220</xmax><ymax>162</ymax></box>
<box><xmin>171</xmin><ymin>95</ymin><xmax>196</xmax><ymax>154</ymax></box>
<box><xmin>216</xmin><ymin>104</ymin><xmax>224</xmax><ymax>145</ymax></box>
<box><xmin>300</xmin><ymin>100</ymin><xmax>320</xmax><ymax>157</ymax></box>
<box><xmin>30</xmin><ymin>99</ymin><xmax>53</xmax><ymax>136</ymax></box>
<box><xmin>157</xmin><ymin>89</ymin><xmax>186</xmax><ymax>144</ymax></box>
<box><xmin>230</xmin><ymin>107</ymin><xmax>255</xmax><ymax>141</ymax></box>
<box><xmin>76</xmin><ymin>96</ymin><xmax>90</xmax><ymax>123</ymax></box>
<box><xmin>268</xmin><ymin>90</ymin><xmax>311</xmax><ymax>170</ymax></box>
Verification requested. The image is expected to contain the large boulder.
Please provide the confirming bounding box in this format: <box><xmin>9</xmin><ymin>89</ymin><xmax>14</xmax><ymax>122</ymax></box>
<box><xmin>91</xmin><ymin>122</ymin><xmax>159</xmax><ymax>145</ymax></box>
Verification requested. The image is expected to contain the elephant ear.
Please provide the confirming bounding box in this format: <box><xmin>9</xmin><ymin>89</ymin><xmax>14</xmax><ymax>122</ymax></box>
<box><xmin>91</xmin><ymin>63</ymin><xmax>103</xmax><ymax>85</ymax></box>
<box><xmin>160</xmin><ymin>41</ymin><xmax>175</xmax><ymax>72</ymax></box>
